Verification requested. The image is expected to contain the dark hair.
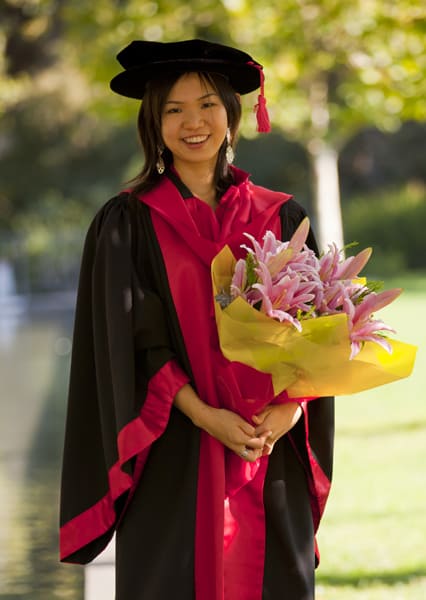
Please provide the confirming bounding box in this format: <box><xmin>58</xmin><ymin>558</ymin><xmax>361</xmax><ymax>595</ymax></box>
<box><xmin>129</xmin><ymin>71</ymin><xmax>242</xmax><ymax>198</ymax></box>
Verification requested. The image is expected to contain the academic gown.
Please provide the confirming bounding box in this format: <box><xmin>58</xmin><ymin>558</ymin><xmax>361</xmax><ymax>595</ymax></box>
<box><xmin>60</xmin><ymin>166</ymin><xmax>334</xmax><ymax>600</ymax></box>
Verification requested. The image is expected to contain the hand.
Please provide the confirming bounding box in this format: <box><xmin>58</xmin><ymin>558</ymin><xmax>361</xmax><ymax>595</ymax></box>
<box><xmin>252</xmin><ymin>402</ymin><xmax>303</xmax><ymax>456</ymax></box>
<box><xmin>174</xmin><ymin>384</ymin><xmax>271</xmax><ymax>462</ymax></box>
<box><xmin>201</xmin><ymin>407</ymin><xmax>272</xmax><ymax>463</ymax></box>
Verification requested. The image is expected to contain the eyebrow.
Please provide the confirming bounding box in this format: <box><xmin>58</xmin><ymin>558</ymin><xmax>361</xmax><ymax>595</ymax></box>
<box><xmin>165</xmin><ymin>92</ymin><xmax>218</xmax><ymax>105</ymax></box>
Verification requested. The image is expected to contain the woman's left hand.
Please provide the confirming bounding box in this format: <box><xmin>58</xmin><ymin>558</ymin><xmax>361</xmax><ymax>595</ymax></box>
<box><xmin>252</xmin><ymin>402</ymin><xmax>303</xmax><ymax>456</ymax></box>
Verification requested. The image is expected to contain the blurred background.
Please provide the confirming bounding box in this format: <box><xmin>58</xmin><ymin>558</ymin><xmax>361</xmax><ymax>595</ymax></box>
<box><xmin>0</xmin><ymin>1</ymin><xmax>425</xmax><ymax>599</ymax></box>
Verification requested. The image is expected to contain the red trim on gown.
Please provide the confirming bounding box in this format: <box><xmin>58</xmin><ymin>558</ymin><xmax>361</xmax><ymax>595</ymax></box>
<box><xmin>59</xmin><ymin>360</ymin><xmax>189</xmax><ymax>561</ymax></box>
<box><xmin>139</xmin><ymin>168</ymin><xmax>309</xmax><ymax>600</ymax></box>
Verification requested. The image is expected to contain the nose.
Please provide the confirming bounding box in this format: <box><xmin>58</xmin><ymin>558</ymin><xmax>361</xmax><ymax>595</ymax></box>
<box><xmin>183</xmin><ymin>108</ymin><xmax>204</xmax><ymax>129</ymax></box>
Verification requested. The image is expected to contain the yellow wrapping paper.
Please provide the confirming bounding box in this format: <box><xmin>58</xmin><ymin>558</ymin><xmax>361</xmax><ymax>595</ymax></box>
<box><xmin>212</xmin><ymin>245</ymin><xmax>417</xmax><ymax>397</ymax></box>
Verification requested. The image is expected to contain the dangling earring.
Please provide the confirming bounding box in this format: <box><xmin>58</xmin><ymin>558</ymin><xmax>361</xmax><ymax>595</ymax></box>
<box><xmin>156</xmin><ymin>147</ymin><xmax>165</xmax><ymax>174</ymax></box>
<box><xmin>225</xmin><ymin>128</ymin><xmax>234</xmax><ymax>165</ymax></box>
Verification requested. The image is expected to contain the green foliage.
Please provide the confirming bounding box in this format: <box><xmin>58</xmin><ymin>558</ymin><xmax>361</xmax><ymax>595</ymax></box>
<box><xmin>0</xmin><ymin>91</ymin><xmax>140</xmax><ymax>291</ymax></box>
<box><xmin>245</xmin><ymin>251</ymin><xmax>258</xmax><ymax>288</ymax></box>
<box><xmin>223</xmin><ymin>0</ymin><xmax>426</xmax><ymax>142</ymax></box>
<box><xmin>4</xmin><ymin>0</ymin><xmax>423</xmax><ymax>138</ymax></box>
<box><xmin>1</xmin><ymin>0</ymin><xmax>425</xmax><ymax>290</ymax></box>
<box><xmin>57</xmin><ymin>0</ymin><xmax>230</xmax><ymax>122</ymax></box>
<box><xmin>342</xmin><ymin>182</ymin><xmax>426</xmax><ymax>276</ymax></box>
<box><xmin>0</xmin><ymin>92</ymin><xmax>138</xmax><ymax>228</ymax></box>
<box><xmin>236</xmin><ymin>133</ymin><xmax>312</xmax><ymax>207</ymax></box>
<box><xmin>339</xmin><ymin>122</ymin><xmax>426</xmax><ymax>198</ymax></box>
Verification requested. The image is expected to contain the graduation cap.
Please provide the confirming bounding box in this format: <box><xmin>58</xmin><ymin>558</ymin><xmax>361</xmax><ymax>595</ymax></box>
<box><xmin>110</xmin><ymin>39</ymin><xmax>270</xmax><ymax>132</ymax></box>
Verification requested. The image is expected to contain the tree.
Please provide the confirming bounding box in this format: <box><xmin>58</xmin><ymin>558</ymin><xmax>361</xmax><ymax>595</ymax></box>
<box><xmin>220</xmin><ymin>0</ymin><xmax>425</xmax><ymax>249</ymax></box>
<box><xmin>2</xmin><ymin>0</ymin><xmax>425</xmax><ymax>250</ymax></box>
<box><xmin>61</xmin><ymin>0</ymin><xmax>426</xmax><ymax>248</ymax></box>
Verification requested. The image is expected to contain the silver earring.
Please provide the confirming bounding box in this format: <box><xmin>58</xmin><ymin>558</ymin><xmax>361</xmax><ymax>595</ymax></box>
<box><xmin>225</xmin><ymin>128</ymin><xmax>234</xmax><ymax>165</ymax></box>
<box><xmin>156</xmin><ymin>147</ymin><xmax>165</xmax><ymax>174</ymax></box>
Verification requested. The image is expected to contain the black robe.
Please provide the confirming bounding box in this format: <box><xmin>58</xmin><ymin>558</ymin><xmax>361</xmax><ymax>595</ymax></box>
<box><xmin>60</xmin><ymin>170</ymin><xmax>334</xmax><ymax>600</ymax></box>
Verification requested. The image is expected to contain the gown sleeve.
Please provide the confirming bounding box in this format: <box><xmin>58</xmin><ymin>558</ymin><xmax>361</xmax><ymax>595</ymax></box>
<box><xmin>280</xmin><ymin>199</ymin><xmax>335</xmax><ymax>562</ymax></box>
<box><xmin>59</xmin><ymin>193</ymin><xmax>189</xmax><ymax>564</ymax></box>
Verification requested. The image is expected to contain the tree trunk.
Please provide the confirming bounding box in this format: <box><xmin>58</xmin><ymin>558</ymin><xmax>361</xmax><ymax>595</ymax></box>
<box><xmin>309</xmin><ymin>141</ymin><xmax>344</xmax><ymax>253</ymax></box>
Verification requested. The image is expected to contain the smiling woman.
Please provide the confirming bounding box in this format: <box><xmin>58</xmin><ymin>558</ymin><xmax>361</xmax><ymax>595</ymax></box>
<box><xmin>160</xmin><ymin>74</ymin><xmax>230</xmax><ymax>207</ymax></box>
<box><xmin>133</xmin><ymin>68</ymin><xmax>242</xmax><ymax>204</ymax></box>
<box><xmin>59</xmin><ymin>38</ymin><xmax>334</xmax><ymax>600</ymax></box>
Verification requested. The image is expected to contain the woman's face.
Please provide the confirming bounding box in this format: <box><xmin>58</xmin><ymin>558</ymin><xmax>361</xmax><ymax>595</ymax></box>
<box><xmin>161</xmin><ymin>72</ymin><xmax>229</xmax><ymax>172</ymax></box>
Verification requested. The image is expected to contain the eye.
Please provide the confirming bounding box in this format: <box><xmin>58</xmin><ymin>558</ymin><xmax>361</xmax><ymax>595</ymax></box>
<box><xmin>165</xmin><ymin>107</ymin><xmax>182</xmax><ymax>114</ymax></box>
<box><xmin>201</xmin><ymin>101</ymin><xmax>216</xmax><ymax>109</ymax></box>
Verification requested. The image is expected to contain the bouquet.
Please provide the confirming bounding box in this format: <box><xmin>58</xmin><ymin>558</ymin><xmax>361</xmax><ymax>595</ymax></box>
<box><xmin>212</xmin><ymin>218</ymin><xmax>416</xmax><ymax>397</ymax></box>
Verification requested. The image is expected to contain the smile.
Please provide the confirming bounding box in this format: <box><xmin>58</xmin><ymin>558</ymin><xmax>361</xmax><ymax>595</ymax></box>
<box><xmin>182</xmin><ymin>135</ymin><xmax>210</xmax><ymax>144</ymax></box>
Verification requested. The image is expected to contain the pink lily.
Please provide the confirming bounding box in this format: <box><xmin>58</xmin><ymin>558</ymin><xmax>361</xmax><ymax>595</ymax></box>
<box><xmin>350</xmin><ymin>321</ymin><xmax>396</xmax><ymax>359</ymax></box>
<box><xmin>242</xmin><ymin>221</ymin><xmax>313</xmax><ymax>280</ymax></box>
<box><xmin>230</xmin><ymin>258</ymin><xmax>247</xmax><ymax>297</ymax></box>
<box><xmin>241</xmin><ymin>231</ymin><xmax>293</xmax><ymax>278</ymax></box>
<box><xmin>240</xmin><ymin>233</ymin><xmax>266</xmax><ymax>263</ymax></box>
<box><xmin>257</xmin><ymin>291</ymin><xmax>303</xmax><ymax>330</ymax></box>
<box><xmin>319</xmin><ymin>243</ymin><xmax>341</xmax><ymax>282</ymax></box>
<box><xmin>252</xmin><ymin>264</ymin><xmax>304</xmax><ymax>328</ymax></box>
<box><xmin>321</xmin><ymin>281</ymin><xmax>348</xmax><ymax>312</ymax></box>
<box><xmin>350</xmin><ymin>288</ymin><xmax>402</xmax><ymax>325</ymax></box>
<box><xmin>230</xmin><ymin>226</ymin><xmax>402</xmax><ymax>362</ymax></box>
<box><xmin>262</xmin><ymin>230</ymin><xmax>287</xmax><ymax>257</ymax></box>
<box><xmin>266</xmin><ymin>246</ymin><xmax>294</xmax><ymax>278</ymax></box>
<box><xmin>265</xmin><ymin>219</ymin><xmax>311</xmax><ymax>277</ymax></box>
<box><xmin>337</xmin><ymin>247</ymin><xmax>372</xmax><ymax>280</ymax></box>
<box><xmin>287</xmin><ymin>217</ymin><xmax>311</xmax><ymax>255</ymax></box>
<box><xmin>320</xmin><ymin>245</ymin><xmax>372</xmax><ymax>284</ymax></box>
<box><xmin>343</xmin><ymin>288</ymin><xmax>402</xmax><ymax>358</ymax></box>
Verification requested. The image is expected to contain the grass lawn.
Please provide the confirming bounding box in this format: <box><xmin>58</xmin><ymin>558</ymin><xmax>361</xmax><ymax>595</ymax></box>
<box><xmin>315</xmin><ymin>274</ymin><xmax>426</xmax><ymax>599</ymax></box>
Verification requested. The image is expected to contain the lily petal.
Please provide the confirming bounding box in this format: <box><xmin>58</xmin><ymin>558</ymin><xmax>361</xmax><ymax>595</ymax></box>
<box><xmin>353</xmin><ymin>288</ymin><xmax>402</xmax><ymax>323</ymax></box>
<box><xmin>338</xmin><ymin>247</ymin><xmax>372</xmax><ymax>280</ymax></box>
<box><xmin>267</xmin><ymin>248</ymin><xmax>294</xmax><ymax>277</ymax></box>
<box><xmin>288</xmin><ymin>217</ymin><xmax>311</xmax><ymax>255</ymax></box>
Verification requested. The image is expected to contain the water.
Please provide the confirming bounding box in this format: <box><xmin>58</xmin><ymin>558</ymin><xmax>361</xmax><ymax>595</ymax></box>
<box><xmin>0</xmin><ymin>300</ymin><xmax>84</xmax><ymax>599</ymax></box>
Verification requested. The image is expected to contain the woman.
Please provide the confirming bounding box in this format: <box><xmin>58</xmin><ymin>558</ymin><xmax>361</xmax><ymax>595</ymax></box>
<box><xmin>60</xmin><ymin>39</ymin><xmax>334</xmax><ymax>600</ymax></box>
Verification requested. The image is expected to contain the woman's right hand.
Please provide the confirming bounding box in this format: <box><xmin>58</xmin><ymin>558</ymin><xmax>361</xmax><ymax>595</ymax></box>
<box><xmin>199</xmin><ymin>406</ymin><xmax>271</xmax><ymax>462</ymax></box>
<box><xmin>174</xmin><ymin>384</ymin><xmax>270</xmax><ymax>462</ymax></box>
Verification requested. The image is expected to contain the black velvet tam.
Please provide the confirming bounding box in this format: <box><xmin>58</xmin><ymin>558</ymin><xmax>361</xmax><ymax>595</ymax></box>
<box><xmin>110</xmin><ymin>38</ymin><xmax>263</xmax><ymax>99</ymax></box>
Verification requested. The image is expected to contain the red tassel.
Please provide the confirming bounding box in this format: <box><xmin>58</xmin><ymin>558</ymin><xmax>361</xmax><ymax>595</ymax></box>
<box><xmin>255</xmin><ymin>94</ymin><xmax>271</xmax><ymax>133</ymax></box>
<box><xmin>248</xmin><ymin>61</ymin><xmax>271</xmax><ymax>133</ymax></box>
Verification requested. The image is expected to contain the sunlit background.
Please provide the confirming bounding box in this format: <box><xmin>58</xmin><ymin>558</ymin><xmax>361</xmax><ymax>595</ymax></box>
<box><xmin>1</xmin><ymin>1</ymin><xmax>425</xmax><ymax>599</ymax></box>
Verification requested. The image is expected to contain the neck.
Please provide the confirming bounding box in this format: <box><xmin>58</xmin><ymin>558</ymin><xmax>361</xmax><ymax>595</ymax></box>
<box><xmin>173</xmin><ymin>161</ymin><xmax>217</xmax><ymax>207</ymax></box>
